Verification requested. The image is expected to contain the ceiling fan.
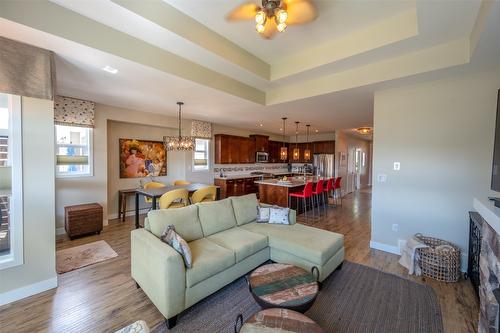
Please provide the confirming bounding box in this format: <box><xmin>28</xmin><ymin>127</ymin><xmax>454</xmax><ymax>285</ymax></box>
<box><xmin>226</xmin><ymin>0</ymin><xmax>318</xmax><ymax>39</ymax></box>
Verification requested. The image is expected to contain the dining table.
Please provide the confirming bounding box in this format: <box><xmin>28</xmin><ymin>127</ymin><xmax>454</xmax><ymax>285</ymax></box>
<box><xmin>134</xmin><ymin>183</ymin><xmax>220</xmax><ymax>228</ymax></box>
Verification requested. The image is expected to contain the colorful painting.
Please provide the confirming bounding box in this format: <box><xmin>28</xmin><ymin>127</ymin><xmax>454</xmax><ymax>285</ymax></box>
<box><xmin>119</xmin><ymin>139</ymin><xmax>166</xmax><ymax>178</ymax></box>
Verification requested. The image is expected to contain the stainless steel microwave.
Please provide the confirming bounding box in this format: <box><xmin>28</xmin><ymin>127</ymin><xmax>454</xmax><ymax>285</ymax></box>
<box><xmin>256</xmin><ymin>151</ymin><xmax>269</xmax><ymax>163</ymax></box>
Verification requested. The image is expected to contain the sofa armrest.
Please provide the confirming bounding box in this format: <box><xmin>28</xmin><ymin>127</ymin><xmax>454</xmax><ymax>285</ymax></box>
<box><xmin>288</xmin><ymin>209</ymin><xmax>296</xmax><ymax>225</ymax></box>
<box><xmin>131</xmin><ymin>228</ymin><xmax>186</xmax><ymax>319</ymax></box>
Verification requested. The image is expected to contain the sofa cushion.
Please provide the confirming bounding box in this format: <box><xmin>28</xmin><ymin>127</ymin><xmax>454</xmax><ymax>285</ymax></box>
<box><xmin>186</xmin><ymin>238</ymin><xmax>235</xmax><ymax>287</ymax></box>
<box><xmin>231</xmin><ymin>194</ymin><xmax>259</xmax><ymax>226</ymax></box>
<box><xmin>197</xmin><ymin>198</ymin><xmax>237</xmax><ymax>236</ymax></box>
<box><xmin>241</xmin><ymin>222</ymin><xmax>343</xmax><ymax>266</ymax></box>
<box><xmin>207</xmin><ymin>227</ymin><xmax>268</xmax><ymax>263</ymax></box>
<box><xmin>147</xmin><ymin>205</ymin><xmax>203</xmax><ymax>242</ymax></box>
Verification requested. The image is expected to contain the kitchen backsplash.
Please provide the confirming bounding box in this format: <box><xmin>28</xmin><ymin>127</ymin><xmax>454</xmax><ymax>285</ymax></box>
<box><xmin>213</xmin><ymin>163</ymin><xmax>287</xmax><ymax>176</ymax></box>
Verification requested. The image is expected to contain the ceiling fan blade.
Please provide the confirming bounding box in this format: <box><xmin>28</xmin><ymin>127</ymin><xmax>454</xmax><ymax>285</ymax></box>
<box><xmin>226</xmin><ymin>2</ymin><xmax>260</xmax><ymax>21</ymax></box>
<box><xmin>260</xmin><ymin>19</ymin><xmax>278</xmax><ymax>39</ymax></box>
<box><xmin>283</xmin><ymin>0</ymin><xmax>318</xmax><ymax>25</ymax></box>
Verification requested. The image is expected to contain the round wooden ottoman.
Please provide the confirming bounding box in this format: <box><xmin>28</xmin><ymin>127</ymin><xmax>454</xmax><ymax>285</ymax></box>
<box><xmin>236</xmin><ymin>308</ymin><xmax>324</xmax><ymax>333</ymax></box>
<box><xmin>248</xmin><ymin>263</ymin><xmax>319</xmax><ymax>313</ymax></box>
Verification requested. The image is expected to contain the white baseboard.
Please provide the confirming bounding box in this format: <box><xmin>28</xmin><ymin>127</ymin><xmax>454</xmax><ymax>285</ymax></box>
<box><xmin>0</xmin><ymin>276</ymin><xmax>58</xmax><ymax>306</ymax></box>
<box><xmin>108</xmin><ymin>209</ymin><xmax>148</xmax><ymax>221</ymax></box>
<box><xmin>370</xmin><ymin>241</ymin><xmax>401</xmax><ymax>255</ymax></box>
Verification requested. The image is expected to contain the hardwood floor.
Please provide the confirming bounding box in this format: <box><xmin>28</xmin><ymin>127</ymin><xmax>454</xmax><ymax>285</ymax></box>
<box><xmin>0</xmin><ymin>189</ymin><xmax>478</xmax><ymax>332</ymax></box>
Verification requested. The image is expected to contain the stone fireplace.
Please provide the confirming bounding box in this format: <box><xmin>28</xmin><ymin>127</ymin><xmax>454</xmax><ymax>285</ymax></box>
<box><xmin>479</xmin><ymin>216</ymin><xmax>500</xmax><ymax>332</ymax></box>
<box><xmin>474</xmin><ymin>198</ymin><xmax>500</xmax><ymax>333</ymax></box>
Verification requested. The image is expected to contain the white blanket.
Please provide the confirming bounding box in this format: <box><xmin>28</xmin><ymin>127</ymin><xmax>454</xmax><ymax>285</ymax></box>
<box><xmin>399</xmin><ymin>236</ymin><xmax>428</xmax><ymax>275</ymax></box>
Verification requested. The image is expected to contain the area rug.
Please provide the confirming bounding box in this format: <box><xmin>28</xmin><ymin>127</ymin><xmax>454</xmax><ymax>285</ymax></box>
<box><xmin>152</xmin><ymin>261</ymin><xmax>443</xmax><ymax>333</ymax></box>
<box><xmin>56</xmin><ymin>240</ymin><xmax>118</xmax><ymax>274</ymax></box>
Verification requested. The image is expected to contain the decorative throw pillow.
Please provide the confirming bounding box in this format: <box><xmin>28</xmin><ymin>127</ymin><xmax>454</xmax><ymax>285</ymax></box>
<box><xmin>257</xmin><ymin>205</ymin><xmax>271</xmax><ymax>223</ymax></box>
<box><xmin>269</xmin><ymin>207</ymin><xmax>290</xmax><ymax>225</ymax></box>
<box><xmin>160</xmin><ymin>225</ymin><xmax>192</xmax><ymax>268</ymax></box>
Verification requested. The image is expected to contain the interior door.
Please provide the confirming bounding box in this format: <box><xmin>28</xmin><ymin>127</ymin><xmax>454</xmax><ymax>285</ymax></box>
<box><xmin>355</xmin><ymin>148</ymin><xmax>362</xmax><ymax>190</ymax></box>
<box><xmin>346</xmin><ymin>148</ymin><xmax>356</xmax><ymax>194</ymax></box>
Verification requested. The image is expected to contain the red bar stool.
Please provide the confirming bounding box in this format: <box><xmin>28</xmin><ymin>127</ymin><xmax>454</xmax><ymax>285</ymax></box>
<box><xmin>312</xmin><ymin>179</ymin><xmax>325</xmax><ymax>215</ymax></box>
<box><xmin>324</xmin><ymin>178</ymin><xmax>335</xmax><ymax>207</ymax></box>
<box><xmin>289</xmin><ymin>182</ymin><xmax>314</xmax><ymax>221</ymax></box>
<box><xmin>333</xmin><ymin>177</ymin><xmax>342</xmax><ymax>206</ymax></box>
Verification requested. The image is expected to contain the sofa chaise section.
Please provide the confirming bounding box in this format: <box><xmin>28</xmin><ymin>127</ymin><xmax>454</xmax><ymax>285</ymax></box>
<box><xmin>131</xmin><ymin>194</ymin><xmax>344</xmax><ymax>328</ymax></box>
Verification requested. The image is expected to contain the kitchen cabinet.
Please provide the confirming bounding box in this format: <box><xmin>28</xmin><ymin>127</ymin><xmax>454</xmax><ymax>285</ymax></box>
<box><xmin>313</xmin><ymin>141</ymin><xmax>335</xmax><ymax>154</ymax></box>
<box><xmin>250</xmin><ymin>135</ymin><xmax>269</xmax><ymax>152</ymax></box>
<box><xmin>215</xmin><ymin>134</ymin><xmax>334</xmax><ymax>164</ymax></box>
<box><xmin>214</xmin><ymin>176</ymin><xmax>260</xmax><ymax>199</ymax></box>
<box><xmin>214</xmin><ymin>134</ymin><xmax>256</xmax><ymax>164</ymax></box>
<box><xmin>268</xmin><ymin>140</ymin><xmax>287</xmax><ymax>163</ymax></box>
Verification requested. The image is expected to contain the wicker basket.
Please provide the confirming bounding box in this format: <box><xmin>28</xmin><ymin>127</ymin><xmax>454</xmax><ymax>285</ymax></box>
<box><xmin>415</xmin><ymin>233</ymin><xmax>461</xmax><ymax>282</ymax></box>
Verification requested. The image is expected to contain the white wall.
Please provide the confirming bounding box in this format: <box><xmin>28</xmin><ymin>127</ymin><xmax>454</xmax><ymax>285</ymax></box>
<box><xmin>0</xmin><ymin>97</ymin><xmax>56</xmax><ymax>303</ymax></box>
<box><xmin>371</xmin><ymin>68</ymin><xmax>500</xmax><ymax>258</ymax></box>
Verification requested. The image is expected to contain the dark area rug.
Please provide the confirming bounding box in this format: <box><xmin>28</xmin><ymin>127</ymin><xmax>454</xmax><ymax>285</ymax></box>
<box><xmin>152</xmin><ymin>261</ymin><xmax>443</xmax><ymax>333</ymax></box>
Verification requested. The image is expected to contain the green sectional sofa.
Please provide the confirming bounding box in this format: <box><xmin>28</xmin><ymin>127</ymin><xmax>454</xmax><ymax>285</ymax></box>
<box><xmin>131</xmin><ymin>193</ymin><xmax>344</xmax><ymax>328</ymax></box>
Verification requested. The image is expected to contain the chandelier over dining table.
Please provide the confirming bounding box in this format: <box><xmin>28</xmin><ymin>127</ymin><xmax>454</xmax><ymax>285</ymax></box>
<box><xmin>163</xmin><ymin>102</ymin><xmax>196</xmax><ymax>151</ymax></box>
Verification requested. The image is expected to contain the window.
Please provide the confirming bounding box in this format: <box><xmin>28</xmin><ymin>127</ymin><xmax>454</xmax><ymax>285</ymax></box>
<box><xmin>55</xmin><ymin>125</ymin><xmax>93</xmax><ymax>177</ymax></box>
<box><xmin>0</xmin><ymin>93</ymin><xmax>23</xmax><ymax>270</ymax></box>
<box><xmin>193</xmin><ymin>138</ymin><xmax>209</xmax><ymax>171</ymax></box>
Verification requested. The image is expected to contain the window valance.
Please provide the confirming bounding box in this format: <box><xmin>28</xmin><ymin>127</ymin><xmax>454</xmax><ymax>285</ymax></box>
<box><xmin>54</xmin><ymin>96</ymin><xmax>95</xmax><ymax>128</ymax></box>
<box><xmin>191</xmin><ymin>120</ymin><xmax>212</xmax><ymax>139</ymax></box>
<box><xmin>0</xmin><ymin>36</ymin><xmax>55</xmax><ymax>100</ymax></box>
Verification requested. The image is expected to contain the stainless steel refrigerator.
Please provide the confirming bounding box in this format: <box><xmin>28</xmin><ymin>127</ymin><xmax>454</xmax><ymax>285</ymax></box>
<box><xmin>313</xmin><ymin>154</ymin><xmax>335</xmax><ymax>178</ymax></box>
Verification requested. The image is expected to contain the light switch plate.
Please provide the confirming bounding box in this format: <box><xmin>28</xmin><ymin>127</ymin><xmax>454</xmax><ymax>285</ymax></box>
<box><xmin>393</xmin><ymin>162</ymin><xmax>400</xmax><ymax>171</ymax></box>
<box><xmin>377</xmin><ymin>174</ymin><xmax>387</xmax><ymax>182</ymax></box>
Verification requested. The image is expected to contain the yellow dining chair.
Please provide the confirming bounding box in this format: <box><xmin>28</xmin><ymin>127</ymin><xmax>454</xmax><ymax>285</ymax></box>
<box><xmin>173</xmin><ymin>180</ymin><xmax>191</xmax><ymax>186</ymax></box>
<box><xmin>159</xmin><ymin>189</ymin><xmax>189</xmax><ymax>209</ymax></box>
<box><xmin>143</xmin><ymin>181</ymin><xmax>166</xmax><ymax>204</ymax></box>
<box><xmin>190</xmin><ymin>186</ymin><xmax>217</xmax><ymax>204</ymax></box>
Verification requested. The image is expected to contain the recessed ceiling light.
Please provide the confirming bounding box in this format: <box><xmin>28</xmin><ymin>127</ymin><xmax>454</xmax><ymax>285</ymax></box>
<box><xmin>280</xmin><ymin>128</ymin><xmax>283</xmax><ymax>131</ymax></box>
<box><xmin>315</xmin><ymin>129</ymin><xmax>319</xmax><ymax>133</ymax></box>
<box><xmin>259</xmin><ymin>123</ymin><xmax>263</xmax><ymax>127</ymax></box>
<box><xmin>102</xmin><ymin>65</ymin><xmax>118</xmax><ymax>74</ymax></box>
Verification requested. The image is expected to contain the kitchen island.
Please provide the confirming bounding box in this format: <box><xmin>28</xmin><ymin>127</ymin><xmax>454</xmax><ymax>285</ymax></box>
<box><xmin>255</xmin><ymin>176</ymin><xmax>320</xmax><ymax>213</ymax></box>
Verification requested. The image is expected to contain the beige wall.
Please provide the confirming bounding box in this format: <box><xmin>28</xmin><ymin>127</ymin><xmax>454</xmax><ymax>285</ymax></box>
<box><xmin>0</xmin><ymin>97</ymin><xmax>56</xmax><ymax>297</ymax></box>
<box><xmin>371</xmin><ymin>68</ymin><xmax>500</xmax><ymax>257</ymax></box>
<box><xmin>56</xmin><ymin>104</ymin><xmax>285</xmax><ymax>226</ymax></box>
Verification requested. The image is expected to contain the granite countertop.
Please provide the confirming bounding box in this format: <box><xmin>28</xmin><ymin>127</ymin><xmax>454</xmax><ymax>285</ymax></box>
<box><xmin>214</xmin><ymin>174</ymin><xmax>264</xmax><ymax>180</ymax></box>
<box><xmin>255</xmin><ymin>176</ymin><xmax>321</xmax><ymax>188</ymax></box>
<box><xmin>214</xmin><ymin>171</ymin><xmax>314</xmax><ymax>180</ymax></box>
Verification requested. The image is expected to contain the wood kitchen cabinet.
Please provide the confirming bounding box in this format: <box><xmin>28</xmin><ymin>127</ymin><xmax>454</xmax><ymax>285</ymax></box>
<box><xmin>215</xmin><ymin>134</ymin><xmax>334</xmax><ymax>164</ymax></box>
<box><xmin>214</xmin><ymin>177</ymin><xmax>259</xmax><ymax>199</ymax></box>
<box><xmin>268</xmin><ymin>140</ymin><xmax>287</xmax><ymax>163</ymax></box>
<box><xmin>214</xmin><ymin>134</ymin><xmax>255</xmax><ymax>164</ymax></box>
<box><xmin>250</xmin><ymin>135</ymin><xmax>269</xmax><ymax>152</ymax></box>
<box><xmin>313</xmin><ymin>141</ymin><xmax>335</xmax><ymax>154</ymax></box>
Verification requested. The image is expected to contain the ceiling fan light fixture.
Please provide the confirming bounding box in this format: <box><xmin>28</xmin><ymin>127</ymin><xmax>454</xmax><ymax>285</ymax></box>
<box><xmin>276</xmin><ymin>9</ymin><xmax>288</xmax><ymax>24</ymax></box>
<box><xmin>277</xmin><ymin>22</ymin><xmax>287</xmax><ymax>32</ymax></box>
<box><xmin>255</xmin><ymin>10</ymin><xmax>266</xmax><ymax>25</ymax></box>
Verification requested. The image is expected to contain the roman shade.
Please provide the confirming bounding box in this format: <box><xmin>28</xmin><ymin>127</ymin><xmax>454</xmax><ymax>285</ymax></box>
<box><xmin>191</xmin><ymin>120</ymin><xmax>212</xmax><ymax>139</ymax></box>
<box><xmin>54</xmin><ymin>96</ymin><xmax>95</xmax><ymax>128</ymax></box>
<box><xmin>0</xmin><ymin>36</ymin><xmax>55</xmax><ymax>100</ymax></box>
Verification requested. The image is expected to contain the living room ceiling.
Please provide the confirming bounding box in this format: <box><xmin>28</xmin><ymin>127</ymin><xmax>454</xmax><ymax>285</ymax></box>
<box><xmin>0</xmin><ymin>0</ymin><xmax>498</xmax><ymax>135</ymax></box>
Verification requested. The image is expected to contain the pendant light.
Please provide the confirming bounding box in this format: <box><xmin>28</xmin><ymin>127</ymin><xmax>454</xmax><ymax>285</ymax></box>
<box><xmin>293</xmin><ymin>121</ymin><xmax>300</xmax><ymax>161</ymax></box>
<box><xmin>304</xmin><ymin>124</ymin><xmax>311</xmax><ymax>161</ymax></box>
<box><xmin>280</xmin><ymin>117</ymin><xmax>288</xmax><ymax>161</ymax></box>
<box><xmin>163</xmin><ymin>102</ymin><xmax>195</xmax><ymax>151</ymax></box>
